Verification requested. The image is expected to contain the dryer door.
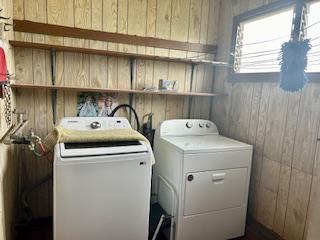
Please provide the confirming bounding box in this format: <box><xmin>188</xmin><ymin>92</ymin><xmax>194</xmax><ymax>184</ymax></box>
<box><xmin>184</xmin><ymin>168</ymin><xmax>248</xmax><ymax>216</ymax></box>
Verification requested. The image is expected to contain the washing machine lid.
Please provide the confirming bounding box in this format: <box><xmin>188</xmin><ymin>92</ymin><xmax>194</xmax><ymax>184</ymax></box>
<box><xmin>59</xmin><ymin>140</ymin><xmax>149</xmax><ymax>158</ymax></box>
<box><xmin>162</xmin><ymin>135</ymin><xmax>252</xmax><ymax>154</ymax></box>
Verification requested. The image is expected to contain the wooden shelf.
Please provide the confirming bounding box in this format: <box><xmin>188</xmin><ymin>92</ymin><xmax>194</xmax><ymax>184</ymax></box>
<box><xmin>10</xmin><ymin>84</ymin><xmax>226</xmax><ymax>97</ymax></box>
<box><xmin>13</xmin><ymin>20</ymin><xmax>217</xmax><ymax>54</ymax></box>
<box><xmin>9</xmin><ymin>41</ymin><xmax>228</xmax><ymax>66</ymax></box>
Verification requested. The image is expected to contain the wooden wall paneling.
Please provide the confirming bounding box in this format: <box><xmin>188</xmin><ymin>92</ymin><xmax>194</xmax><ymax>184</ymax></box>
<box><xmin>247</xmin><ymin>83</ymin><xmax>262</xmax><ymax>145</ymax></box>
<box><xmin>142</xmin><ymin>0</ymin><xmax>156</xmax><ymax>125</ymax></box>
<box><xmin>134</xmin><ymin>59</ymin><xmax>147</xmax><ymax>128</ymax></box>
<box><xmin>47</xmin><ymin>0</ymin><xmax>74</xmax><ymax>27</ymax></box>
<box><xmin>249</xmin><ymin>83</ymin><xmax>273</xmax><ymax>218</ymax></box>
<box><xmin>257</xmin><ymin>156</ymin><xmax>280</xmax><ymax>228</ymax></box>
<box><xmin>13</xmin><ymin>0</ymin><xmax>24</xmax><ymax>20</ymax></box>
<box><xmin>199</xmin><ymin>66</ymin><xmax>214</xmax><ymax>119</ymax></box>
<box><xmin>117</xmin><ymin>0</ymin><xmax>129</xmax><ymax>53</ymax></box>
<box><xmin>129</xmin><ymin>0</ymin><xmax>147</xmax><ymax>127</ymax></box>
<box><xmin>31</xmin><ymin>32</ymin><xmax>50</xmax><ymax>216</ymax></box>
<box><xmin>304</xmin><ymin>130</ymin><xmax>320</xmax><ymax>240</ymax></box>
<box><xmin>103</xmin><ymin>0</ymin><xmax>118</xmax><ymax>51</ymax></box>
<box><xmin>90</xmin><ymin>0</ymin><xmax>108</xmax><ymax>89</ymax></box>
<box><xmin>207</xmin><ymin>0</ymin><xmax>220</xmax><ymax>45</ymax></box>
<box><xmin>145</xmin><ymin>0</ymin><xmax>156</xmax><ymax>55</ymax></box>
<box><xmin>283</xmin><ymin>169</ymin><xmax>312</xmax><ymax>240</ymax></box>
<box><xmin>24</xmin><ymin>0</ymin><xmax>46</xmax><ymax>23</ymax></box>
<box><xmin>89</xmin><ymin>55</ymin><xmax>108</xmax><ymax>88</ymax></box>
<box><xmin>15</xmin><ymin>89</ymin><xmax>37</xmax><ymax>217</ymax></box>
<box><xmin>263</xmin><ymin>87</ymin><xmax>288</xmax><ymax>162</ymax></box>
<box><xmin>210</xmin><ymin>0</ymin><xmax>233</xmax><ymax>135</ymax></box>
<box><xmin>272</xmin><ymin>92</ymin><xmax>301</xmax><ymax>236</ymax></box>
<box><xmin>143</xmin><ymin>59</ymin><xmax>154</xmax><ymax>121</ymax></box>
<box><xmin>200</xmin><ymin>0</ymin><xmax>220</xmax><ymax>120</ymax></box>
<box><xmin>152</xmin><ymin>61</ymin><xmax>169</xmax><ymax>127</ymax></box>
<box><xmin>211</xmin><ymin>1</ymin><xmax>320</xmax><ymax>239</ymax></box>
<box><xmin>273</xmin><ymin>164</ymin><xmax>292</xmax><ymax>236</ymax></box>
<box><xmin>166</xmin><ymin>0</ymin><xmax>189</xmax><ymax>120</ymax></box>
<box><xmin>154</xmin><ymin>0</ymin><xmax>171</xmax><ymax>57</ymax></box>
<box><xmin>228</xmin><ymin>83</ymin><xmax>254</xmax><ymax>142</ymax></box>
<box><xmin>292</xmin><ymin>85</ymin><xmax>320</xmax><ymax>174</ymax></box>
<box><xmin>103</xmin><ymin>0</ymin><xmax>119</xmax><ymax>107</ymax></box>
<box><xmin>115</xmin><ymin>1</ymin><xmax>130</xmax><ymax>117</ymax></box>
<box><xmin>128</xmin><ymin>0</ymin><xmax>147</xmax><ymax>54</ymax></box>
<box><xmin>14</xmin><ymin>48</ymin><xmax>33</xmax><ymax>84</ymax></box>
<box><xmin>166</xmin><ymin>62</ymin><xmax>186</xmax><ymax>120</ymax></box>
<box><xmin>151</xmin><ymin>0</ymin><xmax>172</xmax><ymax>126</ymax></box>
<box><xmin>117</xmin><ymin>58</ymin><xmax>130</xmax><ymax>118</ymax></box>
<box><xmin>91</xmin><ymin>0</ymin><xmax>102</xmax><ymax>31</ymax></box>
<box><xmin>75</xmin><ymin>0</ymin><xmax>92</xmax><ymax>29</ymax></box>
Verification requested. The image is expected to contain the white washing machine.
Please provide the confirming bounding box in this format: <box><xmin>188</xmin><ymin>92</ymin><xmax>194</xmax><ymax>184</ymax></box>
<box><xmin>54</xmin><ymin>117</ymin><xmax>152</xmax><ymax>240</ymax></box>
<box><xmin>153</xmin><ymin>119</ymin><xmax>253</xmax><ymax>240</ymax></box>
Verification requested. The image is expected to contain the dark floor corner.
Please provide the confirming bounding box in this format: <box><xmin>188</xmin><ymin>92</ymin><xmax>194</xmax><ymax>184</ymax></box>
<box><xmin>15</xmin><ymin>216</ymin><xmax>283</xmax><ymax>240</ymax></box>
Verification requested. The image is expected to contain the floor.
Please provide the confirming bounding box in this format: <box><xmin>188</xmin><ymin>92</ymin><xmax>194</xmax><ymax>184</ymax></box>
<box><xmin>16</xmin><ymin>217</ymin><xmax>281</xmax><ymax>240</ymax></box>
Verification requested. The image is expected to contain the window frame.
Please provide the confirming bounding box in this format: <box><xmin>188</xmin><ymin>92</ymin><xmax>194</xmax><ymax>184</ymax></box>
<box><xmin>229</xmin><ymin>0</ymin><xmax>320</xmax><ymax>82</ymax></box>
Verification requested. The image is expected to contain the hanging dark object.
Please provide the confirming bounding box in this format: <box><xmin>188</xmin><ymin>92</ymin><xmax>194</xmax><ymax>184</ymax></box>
<box><xmin>279</xmin><ymin>39</ymin><xmax>311</xmax><ymax>92</ymax></box>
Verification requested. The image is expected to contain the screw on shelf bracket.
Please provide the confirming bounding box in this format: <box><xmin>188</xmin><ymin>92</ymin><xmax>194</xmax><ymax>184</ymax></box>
<box><xmin>51</xmin><ymin>49</ymin><xmax>57</xmax><ymax>125</ymax></box>
<box><xmin>187</xmin><ymin>63</ymin><xmax>196</xmax><ymax>119</ymax></box>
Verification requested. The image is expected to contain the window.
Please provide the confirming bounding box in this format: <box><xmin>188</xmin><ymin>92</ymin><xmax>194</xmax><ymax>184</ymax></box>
<box><xmin>306</xmin><ymin>1</ymin><xmax>320</xmax><ymax>73</ymax></box>
<box><xmin>234</xmin><ymin>7</ymin><xmax>294</xmax><ymax>73</ymax></box>
<box><xmin>231</xmin><ymin>0</ymin><xmax>320</xmax><ymax>81</ymax></box>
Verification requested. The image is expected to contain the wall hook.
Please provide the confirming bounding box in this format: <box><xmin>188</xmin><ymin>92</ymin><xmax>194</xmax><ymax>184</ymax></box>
<box><xmin>3</xmin><ymin>23</ymin><xmax>13</xmax><ymax>31</ymax></box>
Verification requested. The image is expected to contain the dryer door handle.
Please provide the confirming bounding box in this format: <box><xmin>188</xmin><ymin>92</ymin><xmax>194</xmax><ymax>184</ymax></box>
<box><xmin>212</xmin><ymin>173</ymin><xmax>226</xmax><ymax>183</ymax></box>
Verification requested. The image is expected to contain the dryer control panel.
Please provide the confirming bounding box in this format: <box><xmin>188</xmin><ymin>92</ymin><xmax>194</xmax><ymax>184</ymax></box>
<box><xmin>158</xmin><ymin>119</ymin><xmax>219</xmax><ymax>137</ymax></box>
<box><xmin>59</xmin><ymin>117</ymin><xmax>132</xmax><ymax>131</ymax></box>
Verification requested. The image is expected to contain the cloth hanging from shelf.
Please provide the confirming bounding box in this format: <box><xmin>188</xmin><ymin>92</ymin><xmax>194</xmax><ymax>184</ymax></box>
<box><xmin>0</xmin><ymin>46</ymin><xmax>7</xmax><ymax>83</ymax></box>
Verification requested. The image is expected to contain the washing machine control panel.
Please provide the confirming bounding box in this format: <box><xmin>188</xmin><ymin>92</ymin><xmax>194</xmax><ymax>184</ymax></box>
<box><xmin>59</xmin><ymin>117</ymin><xmax>132</xmax><ymax>131</ymax></box>
<box><xmin>159</xmin><ymin>119</ymin><xmax>219</xmax><ymax>136</ymax></box>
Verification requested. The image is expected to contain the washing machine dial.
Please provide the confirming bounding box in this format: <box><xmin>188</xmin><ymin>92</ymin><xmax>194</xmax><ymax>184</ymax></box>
<box><xmin>206</xmin><ymin>122</ymin><xmax>211</xmax><ymax>128</ymax></box>
<box><xmin>90</xmin><ymin>121</ymin><xmax>101</xmax><ymax>129</ymax></box>
<box><xmin>199</xmin><ymin>122</ymin><xmax>204</xmax><ymax>128</ymax></box>
<box><xmin>186</xmin><ymin>122</ymin><xmax>193</xmax><ymax>128</ymax></box>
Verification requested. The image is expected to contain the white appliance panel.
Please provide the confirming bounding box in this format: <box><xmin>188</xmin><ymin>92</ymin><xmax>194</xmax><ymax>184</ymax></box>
<box><xmin>184</xmin><ymin>168</ymin><xmax>248</xmax><ymax>215</ymax></box>
<box><xmin>54</xmin><ymin>117</ymin><xmax>152</xmax><ymax>240</ymax></box>
<box><xmin>178</xmin><ymin>207</ymin><xmax>246</xmax><ymax>240</ymax></box>
<box><xmin>54</xmin><ymin>153</ymin><xmax>152</xmax><ymax>240</ymax></box>
<box><xmin>153</xmin><ymin>119</ymin><xmax>253</xmax><ymax>240</ymax></box>
<box><xmin>157</xmin><ymin>119</ymin><xmax>218</xmax><ymax>136</ymax></box>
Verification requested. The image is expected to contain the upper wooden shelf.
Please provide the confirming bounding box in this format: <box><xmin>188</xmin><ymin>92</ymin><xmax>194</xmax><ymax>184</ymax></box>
<box><xmin>10</xmin><ymin>83</ymin><xmax>226</xmax><ymax>97</ymax></box>
<box><xmin>13</xmin><ymin>20</ymin><xmax>217</xmax><ymax>54</ymax></box>
<box><xmin>9</xmin><ymin>40</ymin><xmax>228</xmax><ymax>66</ymax></box>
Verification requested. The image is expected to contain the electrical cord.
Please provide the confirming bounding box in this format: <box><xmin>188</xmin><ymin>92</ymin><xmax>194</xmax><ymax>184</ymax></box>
<box><xmin>110</xmin><ymin>104</ymin><xmax>140</xmax><ymax>131</ymax></box>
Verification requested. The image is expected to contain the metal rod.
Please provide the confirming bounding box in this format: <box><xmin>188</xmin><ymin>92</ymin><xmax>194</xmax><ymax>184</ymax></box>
<box><xmin>51</xmin><ymin>49</ymin><xmax>57</xmax><ymax>125</ymax></box>
<box><xmin>129</xmin><ymin>58</ymin><xmax>136</xmax><ymax>125</ymax></box>
<box><xmin>188</xmin><ymin>63</ymin><xmax>196</xmax><ymax>119</ymax></box>
<box><xmin>291</xmin><ymin>1</ymin><xmax>304</xmax><ymax>42</ymax></box>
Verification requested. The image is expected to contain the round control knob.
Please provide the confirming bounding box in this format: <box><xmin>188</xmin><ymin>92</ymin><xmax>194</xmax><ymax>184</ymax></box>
<box><xmin>187</xmin><ymin>175</ymin><xmax>194</xmax><ymax>182</ymax></box>
<box><xmin>186</xmin><ymin>122</ymin><xmax>193</xmax><ymax>128</ymax></box>
<box><xmin>199</xmin><ymin>122</ymin><xmax>204</xmax><ymax>128</ymax></box>
<box><xmin>206</xmin><ymin>122</ymin><xmax>211</xmax><ymax>128</ymax></box>
<box><xmin>90</xmin><ymin>121</ymin><xmax>101</xmax><ymax>129</ymax></box>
